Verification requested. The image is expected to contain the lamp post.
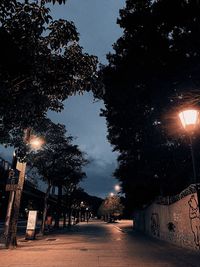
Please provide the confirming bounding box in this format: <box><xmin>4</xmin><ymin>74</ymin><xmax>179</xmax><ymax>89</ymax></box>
<box><xmin>4</xmin><ymin>131</ymin><xmax>44</xmax><ymax>248</ymax></box>
<box><xmin>3</xmin><ymin>152</ymin><xmax>18</xmax><ymax>245</ymax></box>
<box><xmin>178</xmin><ymin>109</ymin><xmax>199</xmax><ymax>184</ymax></box>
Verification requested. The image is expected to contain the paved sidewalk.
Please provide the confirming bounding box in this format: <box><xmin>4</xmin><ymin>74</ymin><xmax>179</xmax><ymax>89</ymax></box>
<box><xmin>0</xmin><ymin>220</ymin><xmax>200</xmax><ymax>267</ymax></box>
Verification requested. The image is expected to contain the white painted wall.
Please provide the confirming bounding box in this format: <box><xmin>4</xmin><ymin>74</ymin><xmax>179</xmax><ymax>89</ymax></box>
<box><xmin>134</xmin><ymin>189</ymin><xmax>200</xmax><ymax>250</ymax></box>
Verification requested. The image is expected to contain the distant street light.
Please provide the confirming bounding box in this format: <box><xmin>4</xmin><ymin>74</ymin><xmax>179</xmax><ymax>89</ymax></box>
<box><xmin>110</xmin><ymin>192</ymin><xmax>114</xmax><ymax>197</ymax></box>
<box><xmin>178</xmin><ymin>109</ymin><xmax>199</xmax><ymax>184</ymax></box>
<box><xmin>114</xmin><ymin>184</ymin><xmax>120</xmax><ymax>193</ymax></box>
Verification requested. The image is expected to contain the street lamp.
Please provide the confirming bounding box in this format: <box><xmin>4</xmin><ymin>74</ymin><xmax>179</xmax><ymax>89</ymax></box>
<box><xmin>179</xmin><ymin>109</ymin><xmax>199</xmax><ymax>132</ymax></box>
<box><xmin>4</xmin><ymin>132</ymin><xmax>44</xmax><ymax>247</ymax></box>
<box><xmin>178</xmin><ymin>109</ymin><xmax>199</xmax><ymax>184</ymax></box>
<box><xmin>29</xmin><ymin>135</ymin><xmax>45</xmax><ymax>151</ymax></box>
<box><xmin>114</xmin><ymin>184</ymin><xmax>120</xmax><ymax>193</ymax></box>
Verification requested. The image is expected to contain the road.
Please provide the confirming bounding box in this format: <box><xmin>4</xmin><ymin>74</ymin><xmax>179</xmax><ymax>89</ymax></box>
<box><xmin>0</xmin><ymin>220</ymin><xmax>27</xmax><ymax>233</ymax></box>
<box><xmin>0</xmin><ymin>220</ymin><xmax>200</xmax><ymax>267</ymax></box>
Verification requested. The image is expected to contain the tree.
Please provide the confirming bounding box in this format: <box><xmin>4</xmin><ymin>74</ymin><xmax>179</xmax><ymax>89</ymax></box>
<box><xmin>98</xmin><ymin>195</ymin><xmax>124</xmax><ymax>222</ymax></box>
<box><xmin>64</xmin><ymin>188</ymin><xmax>103</xmax><ymax>226</ymax></box>
<box><xmin>28</xmin><ymin>119</ymin><xmax>87</xmax><ymax>233</ymax></box>
<box><xmin>45</xmin><ymin>0</ymin><xmax>66</xmax><ymax>4</ymax></box>
<box><xmin>0</xmin><ymin>0</ymin><xmax>98</xmax><ymax>147</ymax></box>
<box><xmin>0</xmin><ymin>0</ymin><xmax>97</xmax><ymax>246</ymax></box>
<box><xmin>100</xmin><ymin>0</ymin><xmax>200</xmax><ymax>210</ymax></box>
<box><xmin>62</xmin><ymin>174</ymin><xmax>86</xmax><ymax>227</ymax></box>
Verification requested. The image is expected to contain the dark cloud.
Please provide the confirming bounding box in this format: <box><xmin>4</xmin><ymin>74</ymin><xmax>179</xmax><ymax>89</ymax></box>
<box><xmin>80</xmin><ymin>158</ymin><xmax>118</xmax><ymax>198</ymax></box>
<box><xmin>48</xmin><ymin>92</ymin><xmax>119</xmax><ymax>197</ymax></box>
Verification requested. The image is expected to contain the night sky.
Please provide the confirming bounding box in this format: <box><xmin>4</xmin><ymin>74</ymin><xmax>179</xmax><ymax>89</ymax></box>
<box><xmin>48</xmin><ymin>0</ymin><xmax>125</xmax><ymax>198</ymax></box>
<box><xmin>0</xmin><ymin>0</ymin><xmax>125</xmax><ymax>198</ymax></box>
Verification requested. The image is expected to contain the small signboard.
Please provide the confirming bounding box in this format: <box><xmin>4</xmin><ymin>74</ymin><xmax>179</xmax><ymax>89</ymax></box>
<box><xmin>5</xmin><ymin>169</ymin><xmax>20</xmax><ymax>191</ymax></box>
<box><xmin>16</xmin><ymin>161</ymin><xmax>26</xmax><ymax>172</ymax></box>
<box><xmin>26</xmin><ymin>210</ymin><xmax>38</xmax><ymax>240</ymax></box>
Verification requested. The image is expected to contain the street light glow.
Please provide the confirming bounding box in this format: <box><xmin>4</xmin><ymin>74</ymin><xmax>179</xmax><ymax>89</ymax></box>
<box><xmin>114</xmin><ymin>185</ymin><xmax>120</xmax><ymax>192</ymax></box>
<box><xmin>178</xmin><ymin>108</ymin><xmax>199</xmax><ymax>184</ymax></box>
<box><xmin>110</xmin><ymin>192</ymin><xmax>114</xmax><ymax>197</ymax></box>
<box><xmin>179</xmin><ymin>109</ymin><xmax>199</xmax><ymax>131</ymax></box>
<box><xmin>29</xmin><ymin>135</ymin><xmax>45</xmax><ymax>150</ymax></box>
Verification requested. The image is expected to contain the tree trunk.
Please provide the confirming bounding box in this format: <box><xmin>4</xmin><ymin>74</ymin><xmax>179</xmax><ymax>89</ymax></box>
<box><xmin>67</xmin><ymin>207</ymin><xmax>72</xmax><ymax>227</ymax></box>
<box><xmin>54</xmin><ymin>185</ymin><xmax>62</xmax><ymax>229</ymax></box>
<box><xmin>6</xmin><ymin>162</ymin><xmax>26</xmax><ymax>248</ymax></box>
<box><xmin>40</xmin><ymin>183</ymin><xmax>51</xmax><ymax>235</ymax></box>
<box><xmin>66</xmin><ymin>196</ymin><xmax>72</xmax><ymax>227</ymax></box>
<box><xmin>63</xmin><ymin>209</ymin><xmax>66</xmax><ymax>228</ymax></box>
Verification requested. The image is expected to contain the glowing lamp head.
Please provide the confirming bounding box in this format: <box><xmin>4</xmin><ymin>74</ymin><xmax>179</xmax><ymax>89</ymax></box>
<box><xmin>29</xmin><ymin>135</ymin><xmax>45</xmax><ymax>150</ymax></box>
<box><xmin>110</xmin><ymin>192</ymin><xmax>114</xmax><ymax>197</ymax></box>
<box><xmin>114</xmin><ymin>185</ymin><xmax>120</xmax><ymax>192</ymax></box>
<box><xmin>179</xmin><ymin>109</ymin><xmax>199</xmax><ymax>132</ymax></box>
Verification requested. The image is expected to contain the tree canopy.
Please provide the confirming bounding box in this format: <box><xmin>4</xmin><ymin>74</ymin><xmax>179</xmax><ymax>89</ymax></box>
<box><xmin>28</xmin><ymin>119</ymin><xmax>87</xmax><ymax>188</ymax></box>
<box><xmin>101</xmin><ymin>0</ymin><xmax>200</xmax><ymax>209</ymax></box>
<box><xmin>28</xmin><ymin>118</ymin><xmax>87</xmax><ymax>232</ymax></box>
<box><xmin>0</xmin><ymin>0</ymin><xmax>98</xmax><ymax>146</ymax></box>
<box><xmin>98</xmin><ymin>195</ymin><xmax>124</xmax><ymax>220</ymax></box>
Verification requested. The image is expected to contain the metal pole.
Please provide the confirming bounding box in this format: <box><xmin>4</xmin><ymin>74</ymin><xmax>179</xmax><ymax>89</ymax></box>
<box><xmin>189</xmin><ymin>135</ymin><xmax>200</xmax><ymax>212</ymax></box>
<box><xmin>3</xmin><ymin>151</ymin><xmax>17</xmax><ymax>248</ymax></box>
<box><xmin>8</xmin><ymin>162</ymin><xmax>26</xmax><ymax>247</ymax></box>
<box><xmin>3</xmin><ymin>191</ymin><xmax>15</xmax><ymax>247</ymax></box>
<box><xmin>189</xmin><ymin>135</ymin><xmax>197</xmax><ymax>184</ymax></box>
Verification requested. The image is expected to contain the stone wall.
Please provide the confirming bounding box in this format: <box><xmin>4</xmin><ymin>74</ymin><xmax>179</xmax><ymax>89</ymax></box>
<box><xmin>134</xmin><ymin>185</ymin><xmax>200</xmax><ymax>250</ymax></box>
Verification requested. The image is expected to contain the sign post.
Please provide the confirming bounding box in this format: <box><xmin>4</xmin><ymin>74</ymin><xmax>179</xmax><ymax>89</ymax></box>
<box><xmin>8</xmin><ymin>162</ymin><xmax>26</xmax><ymax>246</ymax></box>
<box><xmin>5</xmin><ymin>169</ymin><xmax>20</xmax><ymax>191</ymax></box>
<box><xmin>25</xmin><ymin>210</ymin><xmax>38</xmax><ymax>240</ymax></box>
<box><xmin>2</xmin><ymin>168</ymin><xmax>19</xmax><ymax>247</ymax></box>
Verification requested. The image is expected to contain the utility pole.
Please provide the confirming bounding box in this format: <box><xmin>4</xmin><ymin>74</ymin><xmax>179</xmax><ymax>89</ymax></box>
<box><xmin>3</xmin><ymin>131</ymin><xmax>29</xmax><ymax>248</ymax></box>
<box><xmin>6</xmin><ymin>128</ymin><xmax>32</xmax><ymax>247</ymax></box>
<box><xmin>7</xmin><ymin>162</ymin><xmax>26</xmax><ymax>248</ymax></box>
<box><xmin>3</xmin><ymin>152</ymin><xmax>18</xmax><ymax>248</ymax></box>
<box><xmin>4</xmin><ymin>128</ymin><xmax>43</xmax><ymax>248</ymax></box>
<box><xmin>3</xmin><ymin>191</ymin><xmax>15</xmax><ymax>247</ymax></box>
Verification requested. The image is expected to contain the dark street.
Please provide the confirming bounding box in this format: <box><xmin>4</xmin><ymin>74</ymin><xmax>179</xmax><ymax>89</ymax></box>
<box><xmin>0</xmin><ymin>220</ymin><xmax>200</xmax><ymax>267</ymax></box>
<box><xmin>1</xmin><ymin>1</ymin><xmax>200</xmax><ymax>266</ymax></box>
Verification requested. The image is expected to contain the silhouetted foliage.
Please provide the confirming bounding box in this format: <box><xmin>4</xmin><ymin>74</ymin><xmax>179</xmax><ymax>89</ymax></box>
<box><xmin>70</xmin><ymin>188</ymin><xmax>103</xmax><ymax>216</ymax></box>
<box><xmin>98</xmin><ymin>195</ymin><xmax>124</xmax><ymax>221</ymax></box>
<box><xmin>101</xmin><ymin>0</ymin><xmax>200</xmax><ymax>209</ymax></box>
<box><xmin>45</xmin><ymin>0</ymin><xmax>66</xmax><ymax>4</ymax></box>
<box><xmin>28</xmin><ymin>119</ymin><xmax>87</xmax><ymax>232</ymax></box>
<box><xmin>0</xmin><ymin>0</ymin><xmax>98</xmax><ymax>147</ymax></box>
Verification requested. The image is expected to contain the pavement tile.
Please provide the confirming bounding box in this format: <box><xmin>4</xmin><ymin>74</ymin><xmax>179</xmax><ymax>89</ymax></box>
<box><xmin>0</xmin><ymin>220</ymin><xmax>200</xmax><ymax>267</ymax></box>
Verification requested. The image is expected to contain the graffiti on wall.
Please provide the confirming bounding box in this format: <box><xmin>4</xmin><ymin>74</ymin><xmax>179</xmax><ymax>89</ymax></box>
<box><xmin>151</xmin><ymin>213</ymin><xmax>160</xmax><ymax>237</ymax></box>
<box><xmin>167</xmin><ymin>222</ymin><xmax>176</xmax><ymax>232</ymax></box>
<box><xmin>188</xmin><ymin>195</ymin><xmax>200</xmax><ymax>248</ymax></box>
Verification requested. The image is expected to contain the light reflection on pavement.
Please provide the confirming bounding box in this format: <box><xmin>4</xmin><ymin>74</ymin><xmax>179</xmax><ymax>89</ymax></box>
<box><xmin>0</xmin><ymin>220</ymin><xmax>199</xmax><ymax>267</ymax></box>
